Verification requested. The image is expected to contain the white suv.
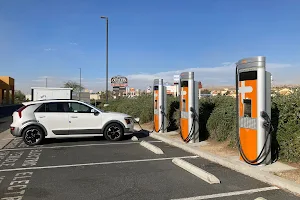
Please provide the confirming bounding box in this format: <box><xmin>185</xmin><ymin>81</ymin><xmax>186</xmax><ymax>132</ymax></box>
<box><xmin>10</xmin><ymin>99</ymin><xmax>135</xmax><ymax>146</ymax></box>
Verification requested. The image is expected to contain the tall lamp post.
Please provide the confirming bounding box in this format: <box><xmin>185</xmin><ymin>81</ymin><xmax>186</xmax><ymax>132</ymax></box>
<box><xmin>100</xmin><ymin>16</ymin><xmax>109</xmax><ymax>104</ymax></box>
<box><xmin>79</xmin><ymin>68</ymin><xmax>81</xmax><ymax>101</ymax></box>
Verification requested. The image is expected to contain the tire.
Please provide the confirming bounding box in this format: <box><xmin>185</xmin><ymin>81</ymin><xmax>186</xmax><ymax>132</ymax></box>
<box><xmin>104</xmin><ymin>123</ymin><xmax>124</xmax><ymax>141</ymax></box>
<box><xmin>22</xmin><ymin>125</ymin><xmax>45</xmax><ymax>146</ymax></box>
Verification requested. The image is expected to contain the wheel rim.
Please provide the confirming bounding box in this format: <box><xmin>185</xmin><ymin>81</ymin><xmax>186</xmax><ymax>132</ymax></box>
<box><xmin>24</xmin><ymin>128</ymin><xmax>42</xmax><ymax>144</ymax></box>
<box><xmin>107</xmin><ymin>126</ymin><xmax>121</xmax><ymax>140</ymax></box>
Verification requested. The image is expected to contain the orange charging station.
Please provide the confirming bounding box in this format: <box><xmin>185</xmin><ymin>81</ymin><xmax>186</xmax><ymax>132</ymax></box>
<box><xmin>153</xmin><ymin>79</ymin><xmax>167</xmax><ymax>133</ymax></box>
<box><xmin>236</xmin><ymin>56</ymin><xmax>272</xmax><ymax>166</ymax></box>
<box><xmin>179</xmin><ymin>72</ymin><xmax>199</xmax><ymax>143</ymax></box>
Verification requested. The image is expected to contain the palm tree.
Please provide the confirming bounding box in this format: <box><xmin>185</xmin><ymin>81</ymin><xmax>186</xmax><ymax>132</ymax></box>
<box><xmin>63</xmin><ymin>81</ymin><xmax>85</xmax><ymax>93</ymax></box>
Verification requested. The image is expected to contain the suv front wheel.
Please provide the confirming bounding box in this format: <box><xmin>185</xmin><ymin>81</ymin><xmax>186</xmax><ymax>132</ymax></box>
<box><xmin>104</xmin><ymin>123</ymin><xmax>124</xmax><ymax>141</ymax></box>
<box><xmin>22</xmin><ymin>125</ymin><xmax>45</xmax><ymax>146</ymax></box>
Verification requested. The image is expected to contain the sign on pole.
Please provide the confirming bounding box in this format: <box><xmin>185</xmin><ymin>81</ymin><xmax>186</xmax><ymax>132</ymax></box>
<box><xmin>111</xmin><ymin>75</ymin><xmax>128</xmax><ymax>87</ymax></box>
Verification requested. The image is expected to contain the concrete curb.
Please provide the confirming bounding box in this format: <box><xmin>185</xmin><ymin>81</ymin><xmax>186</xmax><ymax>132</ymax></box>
<box><xmin>150</xmin><ymin>133</ymin><xmax>300</xmax><ymax>197</ymax></box>
<box><xmin>131</xmin><ymin>136</ymin><xmax>139</xmax><ymax>141</ymax></box>
<box><xmin>172</xmin><ymin>158</ymin><xmax>220</xmax><ymax>184</ymax></box>
<box><xmin>140</xmin><ymin>140</ymin><xmax>164</xmax><ymax>154</ymax></box>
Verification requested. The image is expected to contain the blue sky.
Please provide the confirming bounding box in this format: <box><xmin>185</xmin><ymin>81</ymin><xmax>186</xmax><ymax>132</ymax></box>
<box><xmin>1</xmin><ymin>0</ymin><xmax>300</xmax><ymax>93</ymax></box>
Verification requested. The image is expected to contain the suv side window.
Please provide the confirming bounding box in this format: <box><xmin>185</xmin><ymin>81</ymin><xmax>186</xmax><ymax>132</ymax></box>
<box><xmin>69</xmin><ymin>102</ymin><xmax>92</xmax><ymax>113</ymax></box>
<box><xmin>35</xmin><ymin>104</ymin><xmax>46</xmax><ymax>112</ymax></box>
<box><xmin>35</xmin><ymin>102</ymin><xmax>70</xmax><ymax>112</ymax></box>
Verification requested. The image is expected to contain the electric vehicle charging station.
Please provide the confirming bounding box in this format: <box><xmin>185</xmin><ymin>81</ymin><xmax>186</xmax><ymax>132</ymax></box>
<box><xmin>236</xmin><ymin>56</ymin><xmax>272</xmax><ymax>166</ymax></box>
<box><xmin>179</xmin><ymin>72</ymin><xmax>199</xmax><ymax>143</ymax></box>
<box><xmin>153</xmin><ymin>79</ymin><xmax>168</xmax><ymax>133</ymax></box>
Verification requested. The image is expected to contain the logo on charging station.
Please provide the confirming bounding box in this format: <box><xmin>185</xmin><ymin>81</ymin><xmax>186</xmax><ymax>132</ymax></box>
<box><xmin>239</xmin><ymin>81</ymin><xmax>253</xmax><ymax>105</ymax></box>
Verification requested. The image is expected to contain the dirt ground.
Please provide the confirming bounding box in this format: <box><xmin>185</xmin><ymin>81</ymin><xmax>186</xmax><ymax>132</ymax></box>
<box><xmin>138</xmin><ymin>123</ymin><xmax>300</xmax><ymax>185</ymax></box>
<box><xmin>274</xmin><ymin>162</ymin><xmax>300</xmax><ymax>184</ymax></box>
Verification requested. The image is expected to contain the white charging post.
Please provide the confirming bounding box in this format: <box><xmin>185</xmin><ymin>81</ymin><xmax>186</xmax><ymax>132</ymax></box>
<box><xmin>153</xmin><ymin>79</ymin><xmax>167</xmax><ymax>133</ymax></box>
<box><xmin>179</xmin><ymin>72</ymin><xmax>199</xmax><ymax>143</ymax></box>
<box><xmin>236</xmin><ymin>56</ymin><xmax>272</xmax><ymax>166</ymax></box>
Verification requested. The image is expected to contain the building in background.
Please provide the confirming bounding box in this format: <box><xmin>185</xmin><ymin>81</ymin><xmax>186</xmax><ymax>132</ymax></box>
<box><xmin>129</xmin><ymin>88</ymin><xmax>135</xmax><ymax>97</ymax></box>
<box><xmin>135</xmin><ymin>89</ymin><xmax>141</xmax><ymax>96</ymax></box>
<box><xmin>146</xmin><ymin>86</ymin><xmax>152</xmax><ymax>94</ymax></box>
<box><xmin>198</xmin><ymin>81</ymin><xmax>202</xmax><ymax>99</ymax></box>
<box><xmin>90</xmin><ymin>93</ymin><xmax>101</xmax><ymax>101</ymax></box>
<box><xmin>165</xmin><ymin>85</ymin><xmax>177</xmax><ymax>96</ymax></box>
<box><xmin>0</xmin><ymin>76</ymin><xmax>15</xmax><ymax>105</ymax></box>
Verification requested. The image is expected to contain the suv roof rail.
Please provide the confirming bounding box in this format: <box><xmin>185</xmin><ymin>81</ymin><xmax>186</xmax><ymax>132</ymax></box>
<box><xmin>36</xmin><ymin>99</ymin><xmax>75</xmax><ymax>101</ymax></box>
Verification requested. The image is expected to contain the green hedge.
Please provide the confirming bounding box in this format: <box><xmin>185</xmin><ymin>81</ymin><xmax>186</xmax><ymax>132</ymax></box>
<box><xmin>102</xmin><ymin>92</ymin><xmax>300</xmax><ymax>162</ymax></box>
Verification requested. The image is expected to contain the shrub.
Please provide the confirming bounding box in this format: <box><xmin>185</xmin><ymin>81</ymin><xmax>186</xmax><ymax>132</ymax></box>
<box><xmin>271</xmin><ymin>91</ymin><xmax>300</xmax><ymax>162</ymax></box>
<box><xmin>102</xmin><ymin>95</ymin><xmax>153</xmax><ymax>124</ymax></box>
<box><xmin>198</xmin><ymin>97</ymin><xmax>215</xmax><ymax>141</ymax></box>
<box><xmin>206</xmin><ymin>97</ymin><xmax>236</xmax><ymax>144</ymax></box>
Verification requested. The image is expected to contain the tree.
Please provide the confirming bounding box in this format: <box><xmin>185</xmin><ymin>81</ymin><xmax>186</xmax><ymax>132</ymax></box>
<box><xmin>63</xmin><ymin>81</ymin><xmax>85</xmax><ymax>92</ymax></box>
<box><xmin>201</xmin><ymin>89</ymin><xmax>211</xmax><ymax>94</ymax></box>
<box><xmin>14</xmin><ymin>90</ymin><xmax>26</xmax><ymax>104</ymax></box>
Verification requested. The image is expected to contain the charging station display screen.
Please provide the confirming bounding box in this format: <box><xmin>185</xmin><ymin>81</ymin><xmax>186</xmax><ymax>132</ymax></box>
<box><xmin>181</xmin><ymin>81</ymin><xmax>188</xmax><ymax>87</ymax></box>
<box><xmin>153</xmin><ymin>86</ymin><xmax>159</xmax><ymax>90</ymax></box>
<box><xmin>243</xmin><ymin>99</ymin><xmax>252</xmax><ymax>117</ymax></box>
<box><xmin>239</xmin><ymin>71</ymin><xmax>257</xmax><ymax>81</ymax></box>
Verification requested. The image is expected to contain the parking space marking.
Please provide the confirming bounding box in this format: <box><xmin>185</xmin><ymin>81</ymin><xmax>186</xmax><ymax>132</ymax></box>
<box><xmin>0</xmin><ymin>140</ymin><xmax>163</xmax><ymax>151</ymax></box>
<box><xmin>170</xmin><ymin>186</ymin><xmax>279</xmax><ymax>200</ymax></box>
<box><xmin>0</xmin><ymin>138</ymin><xmax>15</xmax><ymax>141</ymax></box>
<box><xmin>0</xmin><ymin>155</ymin><xmax>199</xmax><ymax>172</ymax></box>
<box><xmin>0</xmin><ymin>171</ymin><xmax>34</xmax><ymax>200</ymax></box>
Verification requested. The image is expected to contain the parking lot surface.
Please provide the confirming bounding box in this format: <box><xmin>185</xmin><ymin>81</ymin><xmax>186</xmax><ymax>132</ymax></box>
<box><xmin>0</xmin><ymin>135</ymin><xmax>299</xmax><ymax>200</ymax></box>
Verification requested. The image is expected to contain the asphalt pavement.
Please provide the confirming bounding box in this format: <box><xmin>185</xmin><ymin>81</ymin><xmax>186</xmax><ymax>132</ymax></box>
<box><xmin>0</xmin><ymin>134</ymin><xmax>299</xmax><ymax>200</ymax></box>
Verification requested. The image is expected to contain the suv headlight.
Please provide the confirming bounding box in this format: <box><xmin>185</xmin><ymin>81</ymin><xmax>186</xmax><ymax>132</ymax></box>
<box><xmin>124</xmin><ymin>117</ymin><xmax>132</xmax><ymax>125</ymax></box>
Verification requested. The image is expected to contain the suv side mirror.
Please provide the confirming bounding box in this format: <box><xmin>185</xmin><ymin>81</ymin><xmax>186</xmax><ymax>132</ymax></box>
<box><xmin>134</xmin><ymin>118</ymin><xmax>140</xmax><ymax>123</ymax></box>
<box><xmin>91</xmin><ymin>109</ymin><xmax>99</xmax><ymax>115</ymax></box>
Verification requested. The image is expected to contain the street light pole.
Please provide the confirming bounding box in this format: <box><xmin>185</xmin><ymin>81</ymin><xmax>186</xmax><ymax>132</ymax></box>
<box><xmin>79</xmin><ymin>68</ymin><xmax>81</xmax><ymax>101</ymax></box>
<box><xmin>101</xmin><ymin>16</ymin><xmax>109</xmax><ymax>104</ymax></box>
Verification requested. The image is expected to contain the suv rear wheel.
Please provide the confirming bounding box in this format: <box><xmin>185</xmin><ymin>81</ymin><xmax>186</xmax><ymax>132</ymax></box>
<box><xmin>22</xmin><ymin>125</ymin><xmax>45</xmax><ymax>146</ymax></box>
<box><xmin>104</xmin><ymin>123</ymin><xmax>124</xmax><ymax>141</ymax></box>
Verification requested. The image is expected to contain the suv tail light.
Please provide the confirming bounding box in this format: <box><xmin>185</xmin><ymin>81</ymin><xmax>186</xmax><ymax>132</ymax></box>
<box><xmin>16</xmin><ymin>105</ymin><xmax>30</xmax><ymax>118</ymax></box>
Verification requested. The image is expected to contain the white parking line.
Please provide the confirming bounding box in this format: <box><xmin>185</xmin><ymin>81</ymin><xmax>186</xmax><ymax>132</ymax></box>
<box><xmin>0</xmin><ymin>140</ymin><xmax>163</xmax><ymax>151</ymax></box>
<box><xmin>0</xmin><ymin>155</ymin><xmax>199</xmax><ymax>172</ymax></box>
<box><xmin>170</xmin><ymin>186</ymin><xmax>279</xmax><ymax>200</ymax></box>
<box><xmin>0</xmin><ymin>138</ymin><xmax>15</xmax><ymax>141</ymax></box>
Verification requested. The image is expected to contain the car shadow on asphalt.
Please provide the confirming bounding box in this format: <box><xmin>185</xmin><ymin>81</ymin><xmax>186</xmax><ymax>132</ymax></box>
<box><xmin>133</xmin><ymin>130</ymin><xmax>150</xmax><ymax>138</ymax></box>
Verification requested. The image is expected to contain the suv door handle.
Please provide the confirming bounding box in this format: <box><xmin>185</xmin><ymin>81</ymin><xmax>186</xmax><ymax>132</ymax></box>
<box><xmin>39</xmin><ymin>116</ymin><xmax>45</xmax><ymax>118</ymax></box>
<box><xmin>70</xmin><ymin>116</ymin><xmax>78</xmax><ymax>118</ymax></box>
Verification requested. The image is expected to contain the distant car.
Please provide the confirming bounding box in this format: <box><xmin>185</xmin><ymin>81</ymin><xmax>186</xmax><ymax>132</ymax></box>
<box><xmin>10</xmin><ymin>99</ymin><xmax>135</xmax><ymax>146</ymax></box>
